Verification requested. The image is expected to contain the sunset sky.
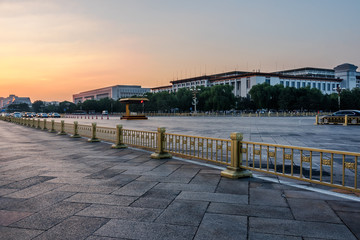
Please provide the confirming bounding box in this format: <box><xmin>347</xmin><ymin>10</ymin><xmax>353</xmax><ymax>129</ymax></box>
<box><xmin>1</xmin><ymin>0</ymin><xmax>359</xmax><ymax>101</ymax></box>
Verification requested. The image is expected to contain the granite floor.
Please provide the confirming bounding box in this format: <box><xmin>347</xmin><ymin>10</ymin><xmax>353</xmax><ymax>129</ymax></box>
<box><xmin>0</xmin><ymin>121</ymin><xmax>359</xmax><ymax>240</ymax></box>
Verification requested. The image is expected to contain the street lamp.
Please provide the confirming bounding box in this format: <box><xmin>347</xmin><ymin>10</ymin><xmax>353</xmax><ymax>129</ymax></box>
<box><xmin>190</xmin><ymin>87</ymin><xmax>200</xmax><ymax>114</ymax></box>
<box><xmin>333</xmin><ymin>85</ymin><xmax>345</xmax><ymax>110</ymax></box>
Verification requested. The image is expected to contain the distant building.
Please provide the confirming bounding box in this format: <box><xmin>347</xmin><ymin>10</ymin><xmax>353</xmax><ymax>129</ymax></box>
<box><xmin>73</xmin><ymin>85</ymin><xmax>150</xmax><ymax>104</ymax></box>
<box><xmin>44</xmin><ymin>101</ymin><xmax>60</xmax><ymax>106</ymax></box>
<box><xmin>0</xmin><ymin>95</ymin><xmax>32</xmax><ymax>109</ymax></box>
<box><xmin>152</xmin><ymin>63</ymin><xmax>360</xmax><ymax>98</ymax></box>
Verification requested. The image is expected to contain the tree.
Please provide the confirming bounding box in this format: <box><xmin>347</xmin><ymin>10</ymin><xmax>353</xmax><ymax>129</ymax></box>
<box><xmin>32</xmin><ymin>100</ymin><xmax>44</xmax><ymax>112</ymax></box>
<box><xmin>7</xmin><ymin>103</ymin><xmax>30</xmax><ymax>112</ymax></box>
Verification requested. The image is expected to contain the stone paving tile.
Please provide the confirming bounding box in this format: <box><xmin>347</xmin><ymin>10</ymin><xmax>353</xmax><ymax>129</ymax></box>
<box><xmin>155</xmin><ymin>200</ymin><xmax>208</xmax><ymax>226</ymax></box>
<box><xmin>86</xmin><ymin>236</ymin><xmax>125</xmax><ymax>240</ymax></box>
<box><xmin>189</xmin><ymin>173</ymin><xmax>221</xmax><ymax>186</ymax></box>
<box><xmin>136</xmin><ymin>175</ymin><xmax>193</xmax><ymax>183</ymax></box>
<box><xmin>47</xmin><ymin>176</ymin><xmax>109</xmax><ymax>185</ymax></box>
<box><xmin>65</xmin><ymin>193</ymin><xmax>137</xmax><ymax>206</ymax></box>
<box><xmin>284</xmin><ymin>190</ymin><xmax>347</xmax><ymax>201</ymax></box>
<box><xmin>287</xmin><ymin>198</ymin><xmax>341</xmax><ymax>223</ymax></box>
<box><xmin>0</xmin><ymin>188</ymin><xmax>18</xmax><ymax>196</ymax></box>
<box><xmin>0</xmin><ymin>226</ymin><xmax>43</xmax><ymax>240</ymax></box>
<box><xmin>56</xmin><ymin>184</ymin><xmax>118</xmax><ymax>194</ymax></box>
<box><xmin>336</xmin><ymin>211</ymin><xmax>360</xmax><ymax>239</ymax></box>
<box><xmin>167</xmin><ymin>166</ymin><xmax>200</xmax><ymax>178</ymax></box>
<box><xmin>77</xmin><ymin>204</ymin><xmax>162</xmax><ymax>221</ymax></box>
<box><xmin>11</xmin><ymin>202</ymin><xmax>89</xmax><ymax>230</ymax></box>
<box><xmin>0</xmin><ymin>197</ymin><xmax>25</xmax><ymax>210</ymax></box>
<box><xmin>141</xmin><ymin>164</ymin><xmax>182</xmax><ymax>177</ymax></box>
<box><xmin>154</xmin><ymin>182</ymin><xmax>216</xmax><ymax>192</ymax></box>
<box><xmin>216</xmin><ymin>178</ymin><xmax>249</xmax><ymax>195</ymax></box>
<box><xmin>5</xmin><ymin>182</ymin><xmax>63</xmax><ymax>199</ymax></box>
<box><xmin>327</xmin><ymin>200</ymin><xmax>360</xmax><ymax>212</ymax></box>
<box><xmin>33</xmin><ymin>216</ymin><xmax>109</xmax><ymax>240</ymax></box>
<box><xmin>87</xmin><ymin>169</ymin><xmax>126</xmax><ymax>179</ymax></box>
<box><xmin>2</xmin><ymin>176</ymin><xmax>56</xmax><ymax>190</ymax></box>
<box><xmin>104</xmin><ymin>174</ymin><xmax>140</xmax><ymax>187</ymax></box>
<box><xmin>0</xmin><ymin>210</ymin><xmax>32</xmax><ymax>226</ymax></box>
<box><xmin>95</xmin><ymin>219</ymin><xmax>197</xmax><ymax>240</ymax></box>
<box><xmin>130</xmin><ymin>197</ymin><xmax>174</xmax><ymax>209</ymax></box>
<box><xmin>249</xmin><ymin>188</ymin><xmax>288</xmax><ymax>207</ymax></box>
<box><xmin>207</xmin><ymin>202</ymin><xmax>293</xmax><ymax>219</ymax></box>
<box><xmin>177</xmin><ymin>191</ymin><xmax>248</xmax><ymax>204</ymax></box>
<box><xmin>194</xmin><ymin>213</ymin><xmax>247</xmax><ymax>240</ymax></box>
<box><xmin>5</xmin><ymin>190</ymin><xmax>75</xmax><ymax>212</ymax></box>
<box><xmin>248</xmin><ymin>232</ymin><xmax>302</xmax><ymax>240</ymax></box>
<box><xmin>112</xmin><ymin>180</ymin><xmax>158</xmax><ymax>196</ymax></box>
<box><xmin>250</xmin><ymin>181</ymin><xmax>298</xmax><ymax>190</ymax></box>
<box><xmin>130</xmin><ymin>188</ymin><xmax>180</xmax><ymax>209</ymax></box>
<box><xmin>249</xmin><ymin>217</ymin><xmax>357</xmax><ymax>240</ymax></box>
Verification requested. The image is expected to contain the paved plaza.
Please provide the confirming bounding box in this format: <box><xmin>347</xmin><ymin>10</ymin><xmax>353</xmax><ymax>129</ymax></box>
<box><xmin>0</xmin><ymin>121</ymin><xmax>359</xmax><ymax>240</ymax></box>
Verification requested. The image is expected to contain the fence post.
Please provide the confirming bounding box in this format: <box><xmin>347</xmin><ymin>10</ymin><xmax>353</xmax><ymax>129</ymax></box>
<box><xmin>71</xmin><ymin>121</ymin><xmax>81</xmax><ymax>138</ymax></box>
<box><xmin>343</xmin><ymin>115</ymin><xmax>348</xmax><ymax>126</ymax></box>
<box><xmin>57</xmin><ymin>120</ymin><xmax>67</xmax><ymax>135</ymax></box>
<box><xmin>112</xmin><ymin>124</ymin><xmax>127</xmax><ymax>149</ymax></box>
<box><xmin>32</xmin><ymin>119</ymin><xmax>36</xmax><ymax>128</ymax></box>
<box><xmin>37</xmin><ymin>119</ymin><xmax>41</xmax><ymax>129</ymax></box>
<box><xmin>151</xmin><ymin>127</ymin><xmax>172</xmax><ymax>159</ymax></box>
<box><xmin>49</xmin><ymin>120</ymin><xmax>56</xmax><ymax>133</ymax></box>
<box><xmin>43</xmin><ymin>119</ymin><xmax>47</xmax><ymax>130</ymax></box>
<box><xmin>314</xmin><ymin>115</ymin><xmax>319</xmax><ymax>125</ymax></box>
<box><xmin>88</xmin><ymin>123</ymin><xmax>100</xmax><ymax>142</ymax></box>
<box><xmin>221</xmin><ymin>132</ymin><xmax>252</xmax><ymax>179</ymax></box>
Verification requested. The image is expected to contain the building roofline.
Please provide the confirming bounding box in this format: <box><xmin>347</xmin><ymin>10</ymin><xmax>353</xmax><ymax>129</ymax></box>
<box><xmin>273</xmin><ymin>67</ymin><xmax>334</xmax><ymax>74</ymax></box>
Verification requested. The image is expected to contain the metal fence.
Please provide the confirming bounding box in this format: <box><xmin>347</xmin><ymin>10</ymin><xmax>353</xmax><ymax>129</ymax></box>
<box><xmin>318</xmin><ymin>115</ymin><xmax>360</xmax><ymax>125</ymax></box>
<box><xmin>164</xmin><ymin>133</ymin><xmax>231</xmax><ymax>165</ymax></box>
<box><xmin>1</xmin><ymin>116</ymin><xmax>359</xmax><ymax>192</ymax></box>
<box><xmin>240</xmin><ymin>141</ymin><xmax>359</xmax><ymax>191</ymax></box>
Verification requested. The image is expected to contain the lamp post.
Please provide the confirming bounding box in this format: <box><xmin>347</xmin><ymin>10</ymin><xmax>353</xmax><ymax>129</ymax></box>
<box><xmin>334</xmin><ymin>85</ymin><xmax>345</xmax><ymax>110</ymax></box>
<box><xmin>191</xmin><ymin>87</ymin><xmax>200</xmax><ymax>114</ymax></box>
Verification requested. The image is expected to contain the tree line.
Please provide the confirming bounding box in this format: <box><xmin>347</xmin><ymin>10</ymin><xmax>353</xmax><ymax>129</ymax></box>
<box><xmin>5</xmin><ymin>84</ymin><xmax>360</xmax><ymax>113</ymax></box>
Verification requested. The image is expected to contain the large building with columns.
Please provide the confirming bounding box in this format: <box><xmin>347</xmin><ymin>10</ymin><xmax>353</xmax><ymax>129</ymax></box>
<box><xmin>73</xmin><ymin>85</ymin><xmax>150</xmax><ymax>104</ymax></box>
<box><xmin>151</xmin><ymin>63</ymin><xmax>360</xmax><ymax>97</ymax></box>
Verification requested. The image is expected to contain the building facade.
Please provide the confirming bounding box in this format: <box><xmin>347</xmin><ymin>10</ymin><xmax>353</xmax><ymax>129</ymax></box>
<box><xmin>0</xmin><ymin>95</ymin><xmax>32</xmax><ymax>109</ymax></box>
<box><xmin>151</xmin><ymin>63</ymin><xmax>359</xmax><ymax>98</ymax></box>
<box><xmin>73</xmin><ymin>85</ymin><xmax>150</xmax><ymax>104</ymax></box>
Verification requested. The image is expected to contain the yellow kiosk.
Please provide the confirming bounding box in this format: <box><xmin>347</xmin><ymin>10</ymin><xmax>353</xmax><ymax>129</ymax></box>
<box><xmin>120</xmin><ymin>98</ymin><xmax>149</xmax><ymax>120</ymax></box>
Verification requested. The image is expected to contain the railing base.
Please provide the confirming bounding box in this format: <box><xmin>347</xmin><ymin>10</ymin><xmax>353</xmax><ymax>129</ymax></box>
<box><xmin>88</xmin><ymin>138</ymin><xmax>100</xmax><ymax>142</ymax></box>
<box><xmin>111</xmin><ymin>144</ymin><xmax>127</xmax><ymax>149</ymax></box>
<box><xmin>151</xmin><ymin>152</ymin><xmax>172</xmax><ymax>159</ymax></box>
<box><xmin>48</xmin><ymin>129</ymin><xmax>57</xmax><ymax>133</ymax></box>
<box><xmin>57</xmin><ymin>132</ymin><xmax>67</xmax><ymax>135</ymax></box>
<box><xmin>71</xmin><ymin>134</ymin><xmax>81</xmax><ymax>138</ymax></box>
<box><xmin>221</xmin><ymin>167</ymin><xmax>252</xmax><ymax>179</ymax></box>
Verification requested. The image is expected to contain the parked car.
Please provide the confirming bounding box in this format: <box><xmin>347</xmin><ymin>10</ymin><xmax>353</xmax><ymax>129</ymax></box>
<box><xmin>102</xmin><ymin>110</ymin><xmax>108</xmax><ymax>115</ymax></box>
<box><xmin>329</xmin><ymin>110</ymin><xmax>360</xmax><ymax>116</ymax></box>
<box><xmin>37</xmin><ymin>113</ymin><xmax>48</xmax><ymax>118</ymax></box>
<box><xmin>52</xmin><ymin>113</ymin><xmax>61</xmax><ymax>118</ymax></box>
<box><xmin>13</xmin><ymin>112</ymin><xmax>22</xmax><ymax>118</ymax></box>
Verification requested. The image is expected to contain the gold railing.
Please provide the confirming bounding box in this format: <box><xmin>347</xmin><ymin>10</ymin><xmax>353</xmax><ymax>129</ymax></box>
<box><xmin>1</xmin><ymin>116</ymin><xmax>359</xmax><ymax>192</ymax></box>
<box><xmin>240</xmin><ymin>141</ymin><xmax>359</xmax><ymax>192</ymax></box>
<box><xmin>318</xmin><ymin>115</ymin><xmax>360</xmax><ymax>125</ymax></box>
<box><xmin>122</xmin><ymin>129</ymin><xmax>157</xmax><ymax>150</ymax></box>
<box><xmin>164</xmin><ymin>133</ymin><xmax>231</xmax><ymax>165</ymax></box>
<box><xmin>96</xmin><ymin>126</ymin><xmax>116</xmax><ymax>142</ymax></box>
<box><xmin>78</xmin><ymin>124</ymin><xmax>93</xmax><ymax>138</ymax></box>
